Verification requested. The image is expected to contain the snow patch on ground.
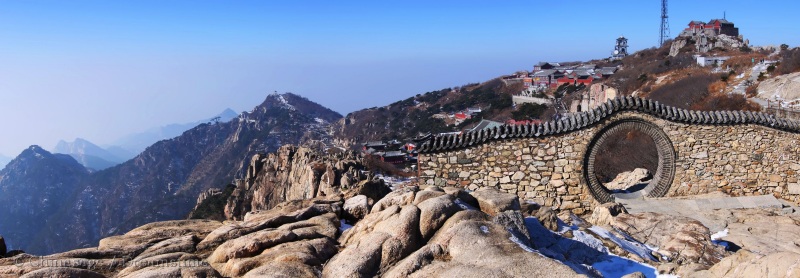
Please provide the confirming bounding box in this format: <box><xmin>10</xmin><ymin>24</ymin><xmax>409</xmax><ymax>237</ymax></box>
<box><xmin>276</xmin><ymin>94</ymin><xmax>296</xmax><ymax>111</ymax></box>
<box><xmin>314</xmin><ymin>117</ymin><xmax>326</xmax><ymax>124</ymax></box>
<box><xmin>592</xmin><ymin>255</ymin><xmax>658</xmax><ymax>278</ymax></box>
<box><xmin>710</xmin><ymin>228</ymin><xmax>729</xmax><ymax>241</ymax></box>
<box><xmin>526</xmin><ymin>216</ymin><xmax>664</xmax><ymax>278</ymax></box>
<box><xmin>711</xmin><ymin>228</ymin><xmax>731</xmax><ymax>249</ymax></box>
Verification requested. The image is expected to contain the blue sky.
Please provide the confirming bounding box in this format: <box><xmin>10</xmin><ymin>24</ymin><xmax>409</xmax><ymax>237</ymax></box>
<box><xmin>0</xmin><ymin>1</ymin><xmax>798</xmax><ymax>156</ymax></box>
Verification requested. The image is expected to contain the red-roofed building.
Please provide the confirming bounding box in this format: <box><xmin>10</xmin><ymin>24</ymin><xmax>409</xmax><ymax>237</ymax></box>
<box><xmin>506</xmin><ymin>119</ymin><xmax>543</xmax><ymax>125</ymax></box>
<box><xmin>682</xmin><ymin>19</ymin><xmax>739</xmax><ymax>37</ymax></box>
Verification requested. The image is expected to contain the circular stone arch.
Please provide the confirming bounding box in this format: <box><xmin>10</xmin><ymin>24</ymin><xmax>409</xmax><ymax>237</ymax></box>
<box><xmin>583</xmin><ymin>118</ymin><xmax>676</xmax><ymax>203</ymax></box>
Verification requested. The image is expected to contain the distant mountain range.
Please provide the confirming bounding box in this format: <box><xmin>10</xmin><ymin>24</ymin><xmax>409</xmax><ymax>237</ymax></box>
<box><xmin>49</xmin><ymin>108</ymin><xmax>239</xmax><ymax>171</ymax></box>
<box><xmin>109</xmin><ymin>108</ymin><xmax>239</xmax><ymax>155</ymax></box>
<box><xmin>53</xmin><ymin>138</ymin><xmax>126</xmax><ymax>171</ymax></box>
<box><xmin>0</xmin><ymin>93</ymin><xmax>341</xmax><ymax>255</ymax></box>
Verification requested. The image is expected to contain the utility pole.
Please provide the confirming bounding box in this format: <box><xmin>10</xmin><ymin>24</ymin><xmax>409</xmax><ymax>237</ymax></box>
<box><xmin>660</xmin><ymin>0</ymin><xmax>670</xmax><ymax>46</ymax></box>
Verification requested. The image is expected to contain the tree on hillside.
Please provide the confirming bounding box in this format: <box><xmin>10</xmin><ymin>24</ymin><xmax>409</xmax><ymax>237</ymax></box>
<box><xmin>777</xmin><ymin>48</ymin><xmax>800</xmax><ymax>74</ymax></box>
<box><xmin>512</xmin><ymin>103</ymin><xmax>547</xmax><ymax>120</ymax></box>
<box><xmin>648</xmin><ymin>73</ymin><xmax>717</xmax><ymax>109</ymax></box>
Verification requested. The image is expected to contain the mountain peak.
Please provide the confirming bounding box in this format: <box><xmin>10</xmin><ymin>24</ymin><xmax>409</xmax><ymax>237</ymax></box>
<box><xmin>18</xmin><ymin>145</ymin><xmax>52</xmax><ymax>161</ymax></box>
<box><xmin>211</xmin><ymin>108</ymin><xmax>238</xmax><ymax>123</ymax></box>
<box><xmin>258</xmin><ymin>92</ymin><xmax>343</xmax><ymax>123</ymax></box>
<box><xmin>27</xmin><ymin>145</ymin><xmax>46</xmax><ymax>153</ymax></box>
<box><xmin>265</xmin><ymin>93</ymin><xmax>297</xmax><ymax>111</ymax></box>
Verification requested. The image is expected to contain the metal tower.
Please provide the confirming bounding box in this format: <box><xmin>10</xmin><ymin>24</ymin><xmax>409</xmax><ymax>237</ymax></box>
<box><xmin>659</xmin><ymin>0</ymin><xmax>670</xmax><ymax>46</ymax></box>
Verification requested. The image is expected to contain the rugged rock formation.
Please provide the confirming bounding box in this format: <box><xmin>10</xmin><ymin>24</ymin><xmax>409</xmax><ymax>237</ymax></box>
<box><xmin>757</xmin><ymin>71</ymin><xmax>800</xmax><ymax>103</ymax></box>
<box><xmin>0</xmin><ymin>219</ymin><xmax>222</xmax><ymax>277</ymax></box>
<box><xmin>187</xmin><ymin>185</ymin><xmax>236</xmax><ymax>221</ymax></box>
<box><xmin>612</xmin><ymin>212</ymin><xmax>725</xmax><ymax>267</ymax></box>
<box><xmin>221</xmin><ymin>145</ymin><xmax>386</xmax><ymax>220</ymax></box>
<box><xmin>587</xmin><ymin>202</ymin><xmax>627</xmax><ymax>226</ymax></box>
<box><xmin>669</xmin><ymin>39</ymin><xmax>688</xmax><ymax>57</ymax></box>
<box><xmin>342</xmin><ymin>195</ymin><xmax>371</xmax><ymax>222</ymax></box>
<box><xmin>324</xmin><ymin>186</ymin><xmax>583</xmax><ymax>277</ymax></box>
<box><xmin>603</xmin><ymin>168</ymin><xmax>651</xmax><ymax>191</ymax></box>
<box><xmin>690</xmin><ymin>250</ymin><xmax>800</xmax><ymax>277</ymax></box>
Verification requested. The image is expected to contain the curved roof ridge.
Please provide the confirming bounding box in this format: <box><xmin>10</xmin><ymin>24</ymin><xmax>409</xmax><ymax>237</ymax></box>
<box><xmin>417</xmin><ymin>96</ymin><xmax>799</xmax><ymax>153</ymax></box>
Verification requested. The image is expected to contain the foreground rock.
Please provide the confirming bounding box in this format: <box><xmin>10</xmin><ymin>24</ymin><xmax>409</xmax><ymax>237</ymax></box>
<box><xmin>0</xmin><ymin>197</ymin><xmax>345</xmax><ymax>277</ymax></box>
<box><xmin>343</xmin><ymin>195</ymin><xmax>371</xmax><ymax>223</ymax></box>
<box><xmin>324</xmin><ymin>186</ymin><xmax>584</xmax><ymax>277</ymax></box>
<box><xmin>603</xmin><ymin>168</ymin><xmax>651</xmax><ymax>191</ymax></box>
<box><xmin>384</xmin><ymin>221</ymin><xmax>581</xmax><ymax>277</ymax></box>
<box><xmin>0</xmin><ymin>219</ymin><xmax>223</xmax><ymax>277</ymax></box>
<box><xmin>612</xmin><ymin>212</ymin><xmax>724</xmax><ymax>268</ymax></box>
<box><xmin>718</xmin><ymin>208</ymin><xmax>800</xmax><ymax>255</ymax></box>
<box><xmin>470</xmin><ymin>187</ymin><xmax>521</xmax><ymax>216</ymax></box>
<box><xmin>690</xmin><ymin>250</ymin><xmax>800</xmax><ymax>277</ymax></box>
<box><xmin>588</xmin><ymin>202</ymin><xmax>628</xmax><ymax>226</ymax></box>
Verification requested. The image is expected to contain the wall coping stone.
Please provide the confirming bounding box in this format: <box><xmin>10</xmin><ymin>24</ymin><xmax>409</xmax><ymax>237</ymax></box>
<box><xmin>417</xmin><ymin>96</ymin><xmax>799</xmax><ymax>153</ymax></box>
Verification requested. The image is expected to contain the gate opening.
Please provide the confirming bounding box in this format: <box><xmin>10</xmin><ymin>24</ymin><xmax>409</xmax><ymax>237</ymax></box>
<box><xmin>584</xmin><ymin>119</ymin><xmax>676</xmax><ymax>203</ymax></box>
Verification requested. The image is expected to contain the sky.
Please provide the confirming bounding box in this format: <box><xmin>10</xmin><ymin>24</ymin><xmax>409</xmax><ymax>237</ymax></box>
<box><xmin>0</xmin><ymin>0</ymin><xmax>798</xmax><ymax>157</ymax></box>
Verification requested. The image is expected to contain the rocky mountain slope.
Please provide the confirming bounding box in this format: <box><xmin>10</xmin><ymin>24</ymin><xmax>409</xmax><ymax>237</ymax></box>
<box><xmin>0</xmin><ymin>146</ymin><xmax>89</xmax><ymax>253</ymax></box>
<box><xmin>757</xmin><ymin>71</ymin><xmax>800</xmax><ymax>105</ymax></box>
<box><xmin>53</xmin><ymin>138</ymin><xmax>126</xmax><ymax>171</ymax></box>
<box><xmin>0</xmin><ymin>93</ymin><xmax>342</xmax><ymax>255</ymax></box>
<box><xmin>332</xmin><ymin>79</ymin><xmax>522</xmax><ymax>147</ymax></box>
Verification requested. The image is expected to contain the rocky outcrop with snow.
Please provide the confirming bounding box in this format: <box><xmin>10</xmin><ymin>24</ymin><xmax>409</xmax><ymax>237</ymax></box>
<box><xmin>757</xmin><ymin>71</ymin><xmax>800</xmax><ymax>106</ymax></box>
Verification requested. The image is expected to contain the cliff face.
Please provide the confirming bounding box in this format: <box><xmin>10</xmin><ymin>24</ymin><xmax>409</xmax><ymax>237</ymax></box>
<box><xmin>223</xmin><ymin>145</ymin><xmax>382</xmax><ymax>220</ymax></box>
<box><xmin>3</xmin><ymin>93</ymin><xmax>343</xmax><ymax>255</ymax></box>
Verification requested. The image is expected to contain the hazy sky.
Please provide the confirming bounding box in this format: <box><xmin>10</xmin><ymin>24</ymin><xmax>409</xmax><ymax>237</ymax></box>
<box><xmin>1</xmin><ymin>1</ymin><xmax>798</xmax><ymax>157</ymax></box>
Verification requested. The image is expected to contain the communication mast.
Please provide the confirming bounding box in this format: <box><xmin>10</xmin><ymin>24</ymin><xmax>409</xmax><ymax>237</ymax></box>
<box><xmin>660</xmin><ymin>0</ymin><xmax>670</xmax><ymax>46</ymax></box>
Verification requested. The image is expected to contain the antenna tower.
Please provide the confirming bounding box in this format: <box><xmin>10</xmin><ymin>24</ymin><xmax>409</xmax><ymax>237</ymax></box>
<box><xmin>659</xmin><ymin>0</ymin><xmax>670</xmax><ymax>46</ymax></box>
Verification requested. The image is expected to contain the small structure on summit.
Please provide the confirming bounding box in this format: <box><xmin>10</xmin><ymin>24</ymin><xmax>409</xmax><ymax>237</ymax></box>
<box><xmin>679</xmin><ymin>19</ymin><xmax>739</xmax><ymax>38</ymax></box>
<box><xmin>671</xmin><ymin>18</ymin><xmax>745</xmax><ymax>54</ymax></box>
<box><xmin>611</xmin><ymin>36</ymin><xmax>628</xmax><ymax>61</ymax></box>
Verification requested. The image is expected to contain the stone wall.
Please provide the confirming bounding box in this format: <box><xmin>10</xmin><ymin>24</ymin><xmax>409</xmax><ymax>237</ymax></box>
<box><xmin>417</xmin><ymin>97</ymin><xmax>800</xmax><ymax>214</ymax></box>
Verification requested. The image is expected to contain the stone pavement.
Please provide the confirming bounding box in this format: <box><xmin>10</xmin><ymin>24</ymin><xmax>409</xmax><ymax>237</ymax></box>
<box><xmin>617</xmin><ymin>195</ymin><xmax>786</xmax><ymax>232</ymax></box>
